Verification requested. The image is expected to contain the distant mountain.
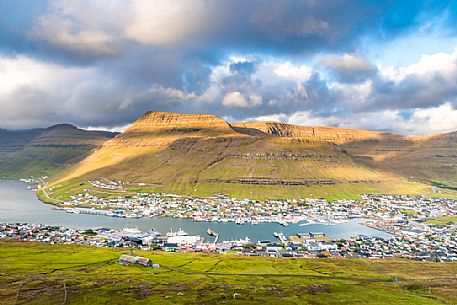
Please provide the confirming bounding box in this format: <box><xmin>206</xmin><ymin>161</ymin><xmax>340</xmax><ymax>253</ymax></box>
<box><xmin>0</xmin><ymin>124</ymin><xmax>118</xmax><ymax>179</ymax></box>
<box><xmin>0</xmin><ymin>128</ymin><xmax>45</xmax><ymax>152</ymax></box>
<box><xmin>343</xmin><ymin>130</ymin><xmax>457</xmax><ymax>189</ymax></box>
<box><xmin>46</xmin><ymin>112</ymin><xmax>456</xmax><ymax>200</ymax></box>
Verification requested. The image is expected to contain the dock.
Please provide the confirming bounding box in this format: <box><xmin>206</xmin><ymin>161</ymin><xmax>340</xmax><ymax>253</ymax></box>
<box><xmin>207</xmin><ymin>228</ymin><xmax>219</xmax><ymax>244</ymax></box>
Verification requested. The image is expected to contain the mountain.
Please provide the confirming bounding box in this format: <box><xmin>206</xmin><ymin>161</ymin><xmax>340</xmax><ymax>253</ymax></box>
<box><xmin>343</xmin><ymin>131</ymin><xmax>457</xmax><ymax>189</ymax></box>
<box><xmin>46</xmin><ymin>111</ymin><xmax>457</xmax><ymax>201</ymax></box>
<box><xmin>0</xmin><ymin>124</ymin><xmax>118</xmax><ymax>179</ymax></box>
<box><xmin>232</xmin><ymin>121</ymin><xmax>394</xmax><ymax>143</ymax></box>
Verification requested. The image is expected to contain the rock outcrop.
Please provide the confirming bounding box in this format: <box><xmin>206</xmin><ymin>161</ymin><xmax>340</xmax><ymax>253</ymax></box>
<box><xmin>232</xmin><ymin>121</ymin><xmax>397</xmax><ymax>143</ymax></box>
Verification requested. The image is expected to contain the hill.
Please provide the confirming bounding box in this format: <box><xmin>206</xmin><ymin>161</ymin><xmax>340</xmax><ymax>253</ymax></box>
<box><xmin>342</xmin><ymin>131</ymin><xmax>457</xmax><ymax>189</ymax></box>
<box><xmin>0</xmin><ymin>124</ymin><xmax>118</xmax><ymax>179</ymax></box>
<box><xmin>47</xmin><ymin>111</ymin><xmax>455</xmax><ymax>201</ymax></box>
<box><xmin>1</xmin><ymin>241</ymin><xmax>457</xmax><ymax>304</ymax></box>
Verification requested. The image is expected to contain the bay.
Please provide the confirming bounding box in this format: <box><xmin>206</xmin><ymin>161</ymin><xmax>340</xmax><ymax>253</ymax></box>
<box><xmin>0</xmin><ymin>179</ymin><xmax>391</xmax><ymax>241</ymax></box>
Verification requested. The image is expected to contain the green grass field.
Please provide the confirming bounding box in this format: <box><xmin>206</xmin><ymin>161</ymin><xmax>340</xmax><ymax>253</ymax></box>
<box><xmin>425</xmin><ymin>215</ymin><xmax>457</xmax><ymax>225</ymax></box>
<box><xmin>1</xmin><ymin>241</ymin><xmax>457</xmax><ymax>304</ymax></box>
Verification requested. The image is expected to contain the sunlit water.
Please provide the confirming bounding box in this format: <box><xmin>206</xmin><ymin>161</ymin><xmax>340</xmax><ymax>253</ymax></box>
<box><xmin>0</xmin><ymin>179</ymin><xmax>391</xmax><ymax>241</ymax></box>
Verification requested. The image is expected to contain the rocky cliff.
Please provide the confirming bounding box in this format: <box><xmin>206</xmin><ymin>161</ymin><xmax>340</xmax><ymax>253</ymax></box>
<box><xmin>232</xmin><ymin>121</ymin><xmax>397</xmax><ymax>143</ymax></box>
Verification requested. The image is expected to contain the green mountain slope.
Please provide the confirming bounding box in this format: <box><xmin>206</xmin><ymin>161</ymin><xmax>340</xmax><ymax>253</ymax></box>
<box><xmin>48</xmin><ymin>112</ymin><xmax>442</xmax><ymax>200</ymax></box>
<box><xmin>342</xmin><ymin>131</ymin><xmax>457</xmax><ymax>189</ymax></box>
<box><xmin>0</xmin><ymin>124</ymin><xmax>117</xmax><ymax>179</ymax></box>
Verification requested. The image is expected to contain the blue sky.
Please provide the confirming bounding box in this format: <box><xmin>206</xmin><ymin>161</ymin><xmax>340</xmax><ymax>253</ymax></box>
<box><xmin>1</xmin><ymin>0</ymin><xmax>457</xmax><ymax>135</ymax></box>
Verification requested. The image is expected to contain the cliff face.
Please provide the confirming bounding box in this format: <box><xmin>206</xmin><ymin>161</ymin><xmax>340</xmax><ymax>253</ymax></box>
<box><xmin>232</xmin><ymin>122</ymin><xmax>396</xmax><ymax>143</ymax></box>
<box><xmin>124</xmin><ymin>112</ymin><xmax>235</xmax><ymax>135</ymax></box>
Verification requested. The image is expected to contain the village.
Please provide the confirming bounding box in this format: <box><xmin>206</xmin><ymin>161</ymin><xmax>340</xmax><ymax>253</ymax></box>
<box><xmin>7</xmin><ymin>178</ymin><xmax>456</xmax><ymax>262</ymax></box>
<box><xmin>58</xmin><ymin>179</ymin><xmax>457</xmax><ymax>229</ymax></box>
<box><xmin>2</xmin><ymin>191</ymin><xmax>456</xmax><ymax>261</ymax></box>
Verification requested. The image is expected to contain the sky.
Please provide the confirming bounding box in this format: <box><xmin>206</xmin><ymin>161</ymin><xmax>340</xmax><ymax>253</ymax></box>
<box><xmin>1</xmin><ymin>0</ymin><xmax>457</xmax><ymax>135</ymax></box>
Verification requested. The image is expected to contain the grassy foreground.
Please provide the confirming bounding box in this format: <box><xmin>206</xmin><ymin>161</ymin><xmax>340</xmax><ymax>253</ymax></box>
<box><xmin>1</xmin><ymin>241</ymin><xmax>457</xmax><ymax>304</ymax></box>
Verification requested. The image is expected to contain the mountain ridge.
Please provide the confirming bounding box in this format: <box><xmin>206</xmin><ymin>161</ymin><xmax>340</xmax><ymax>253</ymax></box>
<box><xmin>0</xmin><ymin>125</ymin><xmax>118</xmax><ymax>179</ymax></box>
<box><xmin>44</xmin><ymin>111</ymin><xmax>456</xmax><ymax>200</ymax></box>
<box><xmin>1</xmin><ymin>111</ymin><xmax>455</xmax><ymax>199</ymax></box>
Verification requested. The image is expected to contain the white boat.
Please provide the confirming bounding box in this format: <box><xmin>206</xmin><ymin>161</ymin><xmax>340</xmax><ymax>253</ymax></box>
<box><xmin>150</xmin><ymin>228</ymin><xmax>161</xmax><ymax>237</ymax></box>
<box><xmin>207</xmin><ymin>228</ymin><xmax>218</xmax><ymax>236</ymax></box>
<box><xmin>278</xmin><ymin>220</ymin><xmax>289</xmax><ymax>227</ymax></box>
<box><xmin>166</xmin><ymin>228</ymin><xmax>188</xmax><ymax>237</ymax></box>
<box><xmin>123</xmin><ymin>227</ymin><xmax>142</xmax><ymax>235</ymax></box>
<box><xmin>235</xmin><ymin>218</ymin><xmax>244</xmax><ymax>225</ymax></box>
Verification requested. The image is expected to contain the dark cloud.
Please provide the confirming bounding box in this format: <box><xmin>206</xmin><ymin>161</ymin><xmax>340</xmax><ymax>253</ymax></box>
<box><xmin>1</xmin><ymin>0</ymin><xmax>457</xmax><ymax>134</ymax></box>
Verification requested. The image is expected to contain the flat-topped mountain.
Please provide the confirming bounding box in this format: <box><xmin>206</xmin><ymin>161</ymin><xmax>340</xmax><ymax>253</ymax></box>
<box><xmin>110</xmin><ymin>112</ymin><xmax>240</xmax><ymax>149</ymax></box>
<box><xmin>45</xmin><ymin>111</ymin><xmax>456</xmax><ymax>200</ymax></box>
<box><xmin>2</xmin><ymin>111</ymin><xmax>454</xmax><ymax>199</ymax></box>
<box><xmin>126</xmin><ymin>112</ymin><xmax>235</xmax><ymax>135</ymax></box>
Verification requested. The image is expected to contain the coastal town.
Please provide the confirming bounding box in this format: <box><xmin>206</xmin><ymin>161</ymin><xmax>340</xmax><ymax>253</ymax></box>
<box><xmin>2</xmin><ymin>179</ymin><xmax>457</xmax><ymax>262</ymax></box>
<box><xmin>1</xmin><ymin>214</ymin><xmax>456</xmax><ymax>261</ymax></box>
<box><xmin>53</xmin><ymin>179</ymin><xmax>457</xmax><ymax>228</ymax></box>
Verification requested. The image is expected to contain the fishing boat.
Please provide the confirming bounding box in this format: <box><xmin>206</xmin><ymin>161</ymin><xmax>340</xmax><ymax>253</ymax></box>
<box><xmin>166</xmin><ymin>228</ymin><xmax>188</xmax><ymax>237</ymax></box>
<box><xmin>122</xmin><ymin>227</ymin><xmax>142</xmax><ymax>235</ymax></box>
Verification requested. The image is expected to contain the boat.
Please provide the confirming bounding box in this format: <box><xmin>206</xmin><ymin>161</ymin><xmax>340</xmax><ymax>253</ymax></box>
<box><xmin>278</xmin><ymin>232</ymin><xmax>287</xmax><ymax>243</ymax></box>
<box><xmin>299</xmin><ymin>221</ymin><xmax>312</xmax><ymax>226</ymax></box>
<box><xmin>278</xmin><ymin>220</ymin><xmax>289</xmax><ymax>227</ymax></box>
<box><xmin>122</xmin><ymin>227</ymin><xmax>142</xmax><ymax>235</ymax></box>
<box><xmin>207</xmin><ymin>228</ymin><xmax>218</xmax><ymax>236</ymax></box>
<box><xmin>235</xmin><ymin>218</ymin><xmax>244</xmax><ymax>225</ymax></box>
<box><xmin>273</xmin><ymin>232</ymin><xmax>279</xmax><ymax>238</ymax></box>
<box><xmin>166</xmin><ymin>228</ymin><xmax>188</xmax><ymax>237</ymax></box>
<box><xmin>149</xmin><ymin>228</ymin><xmax>161</xmax><ymax>237</ymax></box>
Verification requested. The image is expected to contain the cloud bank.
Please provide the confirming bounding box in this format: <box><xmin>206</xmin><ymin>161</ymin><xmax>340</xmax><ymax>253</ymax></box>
<box><xmin>1</xmin><ymin>0</ymin><xmax>457</xmax><ymax>135</ymax></box>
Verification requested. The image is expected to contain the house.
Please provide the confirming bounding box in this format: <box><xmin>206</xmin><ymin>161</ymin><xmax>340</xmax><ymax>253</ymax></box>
<box><xmin>136</xmin><ymin>256</ymin><xmax>152</xmax><ymax>267</ymax></box>
<box><xmin>118</xmin><ymin>254</ymin><xmax>152</xmax><ymax>267</ymax></box>
<box><xmin>119</xmin><ymin>254</ymin><xmax>136</xmax><ymax>265</ymax></box>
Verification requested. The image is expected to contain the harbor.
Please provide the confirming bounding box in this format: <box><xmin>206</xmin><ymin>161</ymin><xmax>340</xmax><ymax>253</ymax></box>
<box><xmin>1</xmin><ymin>179</ymin><xmax>456</xmax><ymax>261</ymax></box>
<box><xmin>0</xmin><ymin>179</ymin><xmax>390</xmax><ymax>241</ymax></box>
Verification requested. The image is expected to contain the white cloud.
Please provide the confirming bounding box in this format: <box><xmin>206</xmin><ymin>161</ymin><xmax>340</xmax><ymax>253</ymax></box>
<box><xmin>222</xmin><ymin>91</ymin><xmax>262</xmax><ymax>108</ymax></box>
<box><xmin>272</xmin><ymin>61</ymin><xmax>311</xmax><ymax>82</ymax></box>
<box><xmin>380</xmin><ymin>48</ymin><xmax>457</xmax><ymax>82</ymax></box>
<box><xmin>31</xmin><ymin>0</ymin><xmax>128</xmax><ymax>55</ymax></box>
<box><xmin>86</xmin><ymin>124</ymin><xmax>130</xmax><ymax>133</ymax></box>
<box><xmin>125</xmin><ymin>0</ymin><xmax>211</xmax><ymax>45</ymax></box>
<box><xmin>280</xmin><ymin>103</ymin><xmax>457</xmax><ymax>135</ymax></box>
<box><xmin>321</xmin><ymin>53</ymin><xmax>375</xmax><ymax>71</ymax></box>
<box><xmin>0</xmin><ymin>55</ymin><xmax>92</xmax><ymax>95</ymax></box>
